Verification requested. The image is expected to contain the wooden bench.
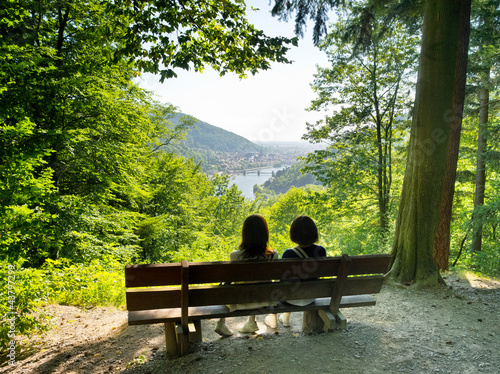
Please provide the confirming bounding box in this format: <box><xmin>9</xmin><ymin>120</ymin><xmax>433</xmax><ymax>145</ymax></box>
<box><xmin>125</xmin><ymin>254</ymin><xmax>391</xmax><ymax>356</ymax></box>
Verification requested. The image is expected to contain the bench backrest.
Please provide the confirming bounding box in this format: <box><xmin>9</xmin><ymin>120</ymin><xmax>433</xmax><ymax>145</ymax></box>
<box><xmin>125</xmin><ymin>254</ymin><xmax>391</xmax><ymax>313</ymax></box>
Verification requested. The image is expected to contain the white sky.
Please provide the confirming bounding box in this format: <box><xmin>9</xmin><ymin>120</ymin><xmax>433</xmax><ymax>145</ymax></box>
<box><xmin>136</xmin><ymin>0</ymin><xmax>330</xmax><ymax>143</ymax></box>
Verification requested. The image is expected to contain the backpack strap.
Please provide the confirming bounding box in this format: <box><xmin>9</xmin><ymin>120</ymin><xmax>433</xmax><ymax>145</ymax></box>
<box><xmin>291</xmin><ymin>246</ymin><xmax>309</xmax><ymax>259</ymax></box>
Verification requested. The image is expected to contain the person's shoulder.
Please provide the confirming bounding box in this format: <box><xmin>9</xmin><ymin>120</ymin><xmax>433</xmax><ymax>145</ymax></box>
<box><xmin>309</xmin><ymin>244</ymin><xmax>326</xmax><ymax>258</ymax></box>
<box><xmin>229</xmin><ymin>250</ymin><xmax>244</xmax><ymax>261</ymax></box>
<box><xmin>317</xmin><ymin>245</ymin><xmax>327</xmax><ymax>257</ymax></box>
<box><xmin>281</xmin><ymin>248</ymin><xmax>298</xmax><ymax>259</ymax></box>
<box><xmin>269</xmin><ymin>249</ymin><xmax>279</xmax><ymax>260</ymax></box>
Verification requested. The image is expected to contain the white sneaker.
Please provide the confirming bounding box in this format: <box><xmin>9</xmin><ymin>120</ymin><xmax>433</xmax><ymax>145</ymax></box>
<box><xmin>279</xmin><ymin>313</ymin><xmax>291</xmax><ymax>327</ymax></box>
<box><xmin>239</xmin><ymin>320</ymin><xmax>259</xmax><ymax>334</ymax></box>
<box><xmin>214</xmin><ymin>321</ymin><xmax>233</xmax><ymax>336</ymax></box>
<box><xmin>264</xmin><ymin>314</ymin><xmax>277</xmax><ymax>329</ymax></box>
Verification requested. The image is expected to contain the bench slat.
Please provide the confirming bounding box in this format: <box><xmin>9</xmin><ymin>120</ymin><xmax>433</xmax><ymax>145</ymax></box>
<box><xmin>125</xmin><ymin>262</ymin><xmax>181</xmax><ymax>288</ymax></box>
<box><xmin>187</xmin><ymin>258</ymin><xmax>341</xmax><ymax>284</ymax></box>
<box><xmin>126</xmin><ymin>275</ymin><xmax>384</xmax><ymax>311</ymax></box>
<box><xmin>349</xmin><ymin>254</ymin><xmax>392</xmax><ymax>275</ymax></box>
<box><xmin>125</xmin><ymin>259</ymin><xmax>339</xmax><ymax>287</ymax></box>
<box><xmin>125</xmin><ymin>254</ymin><xmax>391</xmax><ymax>288</ymax></box>
<box><xmin>128</xmin><ymin>294</ymin><xmax>378</xmax><ymax>325</ymax></box>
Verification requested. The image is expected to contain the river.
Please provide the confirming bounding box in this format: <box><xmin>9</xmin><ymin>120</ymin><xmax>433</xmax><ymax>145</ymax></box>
<box><xmin>231</xmin><ymin>165</ymin><xmax>289</xmax><ymax>199</ymax></box>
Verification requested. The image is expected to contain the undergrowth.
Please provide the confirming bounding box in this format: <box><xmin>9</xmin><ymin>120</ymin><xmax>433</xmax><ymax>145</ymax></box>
<box><xmin>0</xmin><ymin>257</ymin><xmax>125</xmax><ymax>353</ymax></box>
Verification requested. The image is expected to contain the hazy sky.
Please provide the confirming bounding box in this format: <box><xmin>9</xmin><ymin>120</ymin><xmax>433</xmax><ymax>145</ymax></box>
<box><xmin>136</xmin><ymin>0</ymin><xmax>330</xmax><ymax>143</ymax></box>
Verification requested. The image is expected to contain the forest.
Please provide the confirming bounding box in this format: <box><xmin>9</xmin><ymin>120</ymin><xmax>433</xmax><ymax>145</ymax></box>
<box><xmin>1</xmin><ymin>0</ymin><xmax>499</xmax><ymax>356</ymax></box>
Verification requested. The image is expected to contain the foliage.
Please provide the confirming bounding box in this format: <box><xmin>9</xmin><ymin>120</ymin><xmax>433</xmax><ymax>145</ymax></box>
<box><xmin>270</xmin><ymin>0</ymin><xmax>344</xmax><ymax>44</ymax></box>
<box><xmin>302</xmin><ymin>3</ymin><xmax>417</xmax><ymax>234</ymax></box>
<box><xmin>468</xmin><ymin>0</ymin><xmax>500</xmax><ymax>82</ymax></box>
<box><xmin>136</xmin><ymin>153</ymin><xmax>210</xmax><ymax>262</ymax></box>
<box><xmin>451</xmin><ymin>114</ymin><xmax>500</xmax><ymax>277</ymax></box>
<box><xmin>0</xmin><ymin>261</ymin><xmax>51</xmax><ymax>352</ymax></box>
<box><xmin>210</xmin><ymin>174</ymin><xmax>253</xmax><ymax>237</ymax></box>
<box><xmin>1</xmin><ymin>0</ymin><xmax>297</xmax><ymax>269</ymax></box>
<box><xmin>464</xmin><ymin>0</ymin><xmax>500</xmax><ymax>254</ymax></box>
<box><xmin>270</xmin><ymin>0</ymin><xmax>422</xmax><ymax>45</ymax></box>
<box><xmin>110</xmin><ymin>0</ymin><xmax>297</xmax><ymax>81</ymax></box>
<box><xmin>166</xmin><ymin>143</ymin><xmax>225</xmax><ymax>173</ymax></box>
<box><xmin>42</xmin><ymin>258</ymin><xmax>126</xmax><ymax>307</ymax></box>
<box><xmin>262</xmin><ymin>187</ymin><xmax>333</xmax><ymax>253</ymax></box>
<box><xmin>1</xmin><ymin>0</ymin><xmax>177</xmax><ymax>265</ymax></box>
<box><xmin>0</xmin><ymin>119</ymin><xmax>57</xmax><ymax>264</ymax></box>
<box><xmin>54</xmin><ymin>197</ymin><xmax>143</xmax><ymax>263</ymax></box>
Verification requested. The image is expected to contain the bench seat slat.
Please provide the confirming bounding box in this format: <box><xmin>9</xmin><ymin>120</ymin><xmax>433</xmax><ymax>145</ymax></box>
<box><xmin>126</xmin><ymin>276</ymin><xmax>384</xmax><ymax>311</ymax></box>
<box><xmin>127</xmin><ymin>295</ymin><xmax>378</xmax><ymax>325</ymax></box>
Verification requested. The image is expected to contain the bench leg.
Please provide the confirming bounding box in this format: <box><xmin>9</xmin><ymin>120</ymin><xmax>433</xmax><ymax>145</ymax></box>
<box><xmin>302</xmin><ymin>310</ymin><xmax>324</xmax><ymax>333</ymax></box>
<box><xmin>189</xmin><ymin>320</ymin><xmax>202</xmax><ymax>343</ymax></box>
<box><xmin>176</xmin><ymin>324</ymin><xmax>190</xmax><ymax>356</ymax></box>
<box><xmin>334</xmin><ymin>310</ymin><xmax>347</xmax><ymax>329</ymax></box>
<box><xmin>164</xmin><ymin>322</ymin><xmax>179</xmax><ymax>356</ymax></box>
<box><xmin>318</xmin><ymin>310</ymin><xmax>336</xmax><ymax>332</ymax></box>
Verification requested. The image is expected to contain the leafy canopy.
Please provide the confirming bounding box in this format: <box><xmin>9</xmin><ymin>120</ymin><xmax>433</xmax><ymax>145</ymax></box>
<box><xmin>110</xmin><ymin>0</ymin><xmax>298</xmax><ymax>80</ymax></box>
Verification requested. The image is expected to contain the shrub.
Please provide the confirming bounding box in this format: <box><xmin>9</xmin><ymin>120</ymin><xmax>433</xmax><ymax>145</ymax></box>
<box><xmin>43</xmin><ymin>257</ymin><xmax>125</xmax><ymax>308</ymax></box>
<box><xmin>0</xmin><ymin>261</ymin><xmax>51</xmax><ymax>353</ymax></box>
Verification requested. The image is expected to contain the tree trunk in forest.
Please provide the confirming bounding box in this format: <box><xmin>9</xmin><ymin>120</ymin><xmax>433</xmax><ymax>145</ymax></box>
<box><xmin>376</xmin><ymin>119</ymin><xmax>390</xmax><ymax>236</ymax></box>
<box><xmin>470</xmin><ymin>74</ymin><xmax>490</xmax><ymax>253</ymax></box>
<box><xmin>432</xmin><ymin>1</ymin><xmax>471</xmax><ymax>271</ymax></box>
<box><xmin>388</xmin><ymin>0</ymin><xmax>471</xmax><ymax>286</ymax></box>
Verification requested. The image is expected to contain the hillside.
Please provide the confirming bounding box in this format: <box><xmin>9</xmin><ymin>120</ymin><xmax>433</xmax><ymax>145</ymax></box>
<box><xmin>170</xmin><ymin>113</ymin><xmax>262</xmax><ymax>153</ymax></box>
<box><xmin>254</xmin><ymin>161</ymin><xmax>320</xmax><ymax>197</ymax></box>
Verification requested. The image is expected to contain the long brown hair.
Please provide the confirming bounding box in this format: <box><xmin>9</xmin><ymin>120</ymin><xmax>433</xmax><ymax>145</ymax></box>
<box><xmin>239</xmin><ymin>214</ymin><xmax>273</xmax><ymax>259</ymax></box>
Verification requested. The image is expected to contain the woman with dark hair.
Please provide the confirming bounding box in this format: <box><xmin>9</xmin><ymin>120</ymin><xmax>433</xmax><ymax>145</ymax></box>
<box><xmin>214</xmin><ymin>214</ymin><xmax>278</xmax><ymax>336</ymax></box>
<box><xmin>283</xmin><ymin>215</ymin><xmax>326</xmax><ymax>260</ymax></box>
<box><xmin>265</xmin><ymin>215</ymin><xmax>326</xmax><ymax>328</ymax></box>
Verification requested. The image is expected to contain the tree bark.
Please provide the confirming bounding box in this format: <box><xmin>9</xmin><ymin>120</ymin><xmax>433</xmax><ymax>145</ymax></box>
<box><xmin>432</xmin><ymin>0</ymin><xmax>471</xmax><ymax>270</ymax></box>
<box><xmin>470</xmin><ymin>73</ymin><xmax>490</xmax><ymax>252</ymax></box>
<box><xmin>388</xmin><ymin>0</ymin><xmax>471</xmax><ymax>286</ymax></box>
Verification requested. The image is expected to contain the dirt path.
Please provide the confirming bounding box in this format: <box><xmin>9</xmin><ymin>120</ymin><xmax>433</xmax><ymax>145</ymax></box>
<box><xmin>1</xmin><ymin>272</ymin><xmax>499</xmax><ymax>374</ymax></box>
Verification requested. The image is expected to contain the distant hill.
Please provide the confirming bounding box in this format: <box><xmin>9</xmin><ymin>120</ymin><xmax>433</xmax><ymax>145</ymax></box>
<box><xmin>254</xmin><ymin>161</ymin><xmax>320</xmax><ymax>197</ymax></box>
<box><xmin>170</xmin><ymin>113</ymin><xmax>261</xmax><ymax>153</ymax></box>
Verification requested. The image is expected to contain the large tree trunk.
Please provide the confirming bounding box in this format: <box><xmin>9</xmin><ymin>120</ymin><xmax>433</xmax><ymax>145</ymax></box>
<box><xmin>388</xmin><ymin>0</ymin><xmax>471</xmax><ymax>286</ymax></box>
<box><xmin>470</xmin><ymin>73</ymin><xmax>490</xmax><ymax>252</ymax></box>
<box><xmin>432</xmin><ymin>0</ymin><xmax>471</xmax><ymax>270</ymax></box>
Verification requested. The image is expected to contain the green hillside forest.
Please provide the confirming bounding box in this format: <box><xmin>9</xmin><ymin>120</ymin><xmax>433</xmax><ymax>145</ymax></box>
<box><xmin>164</xmin><ymin>113</ymin><xmax>264</xmax><ymax>173</ymax></box>
<box><xmin>172</xmin><ymin>113</ymin><xmax>262</xmax><ymax>153</ymax></box>
<box><xmin>1</xmin><ymin>0</ymin><xmax>499</xmax><ymax>357</ymax></box>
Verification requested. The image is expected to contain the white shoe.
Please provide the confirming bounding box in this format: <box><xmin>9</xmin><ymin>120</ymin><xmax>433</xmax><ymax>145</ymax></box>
<box><xmin>265</xmin><ymin>314</ymin><xmax>277</xmax><ymax>329</ymax></box>
<box><xmin>214</xmin><ymin>321</ymin><xmax>233</xmax><ymax>336</ymax></box>
<box><xmin>239</xmin><ymin>320</ymin><xmax>259</xmax><ymax>334</ymax></box>
<box><xmin>279</xmin><ymin>313</ymin><xmax>291</xmax><ymax>327</ymax></box>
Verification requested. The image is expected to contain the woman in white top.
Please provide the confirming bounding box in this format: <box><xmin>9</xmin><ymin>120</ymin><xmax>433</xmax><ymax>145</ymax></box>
<box><xmin>214</xmin><ymin>214</ymin><xmax>278</xmax><ymax>336</ymax></box>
